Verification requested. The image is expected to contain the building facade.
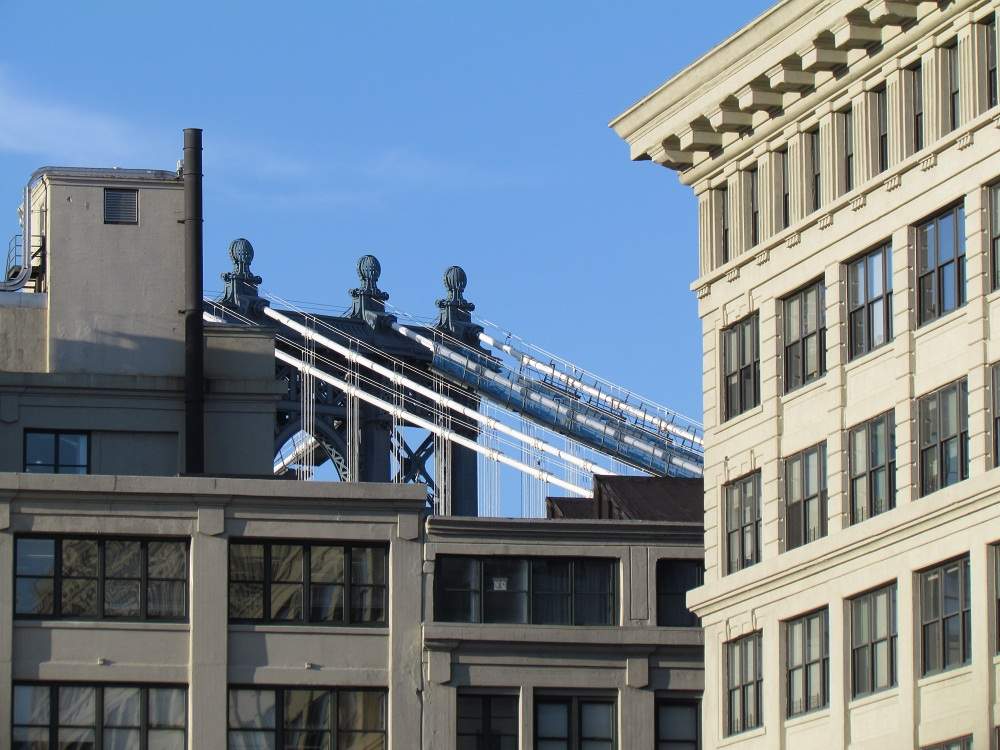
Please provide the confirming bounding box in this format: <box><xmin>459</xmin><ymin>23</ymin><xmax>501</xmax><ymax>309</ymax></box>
<box><xmin>1</xmin><ymin>162</ymin><xmax>705</xmax><ymax>748</ymax></box>
<box><xmin>613</xmin><ymin>0</ymin><xmax>1000</xmax><ymax>748</ymax></box>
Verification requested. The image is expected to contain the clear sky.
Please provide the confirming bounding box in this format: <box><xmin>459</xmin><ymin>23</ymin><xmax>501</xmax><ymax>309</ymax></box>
<box><xmin>0</xmin><ymin>0</ymin><xmax>773</xmax><ymax>423</ymax></box>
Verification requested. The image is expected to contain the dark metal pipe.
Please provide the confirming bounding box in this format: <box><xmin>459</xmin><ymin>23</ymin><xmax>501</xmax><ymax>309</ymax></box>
<box><xmin>183</xmin><ymin>128</ymin><xmax>205</xmax><ymax>474</ymax></box>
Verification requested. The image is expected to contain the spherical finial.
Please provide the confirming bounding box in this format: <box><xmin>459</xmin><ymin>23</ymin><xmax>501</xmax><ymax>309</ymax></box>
<box><xmin>443</xmin><ymin>265</ymin><xmax>467</xmax><ymax>295</ymax></box>
<box><xmin>357</xmin><ymin>254</ymin><xmax>382</xmax><ymax>286</ymax></box>
<box><xmin>229</xmin><ymin>238</ymin><xmax>255</xmax><ymax>266</ymax></box>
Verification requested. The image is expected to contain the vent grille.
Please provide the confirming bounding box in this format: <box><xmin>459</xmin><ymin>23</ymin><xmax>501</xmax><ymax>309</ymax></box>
<box><xmin>104</xmin><ymin>188</ymin><xmax>138</xmax><ymax>224</ymax></box>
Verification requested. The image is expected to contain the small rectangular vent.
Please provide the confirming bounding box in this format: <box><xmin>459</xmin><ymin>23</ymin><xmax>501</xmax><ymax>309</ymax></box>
<box><xmin>104</xmin><ymin>188</ymin><xmax>138</xmax><ymax>224</ymax></box>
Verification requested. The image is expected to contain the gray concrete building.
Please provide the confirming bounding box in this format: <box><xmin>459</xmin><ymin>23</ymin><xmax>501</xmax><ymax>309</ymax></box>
<box><xmin>1</xmin><ymin>158</ymin><xmax>704</xmax><ymax>748</ymax></box>
<box><xmin>614</xmin><ymin>0</ymin><xmax>1000</xmax><ymax>748</ymax></box>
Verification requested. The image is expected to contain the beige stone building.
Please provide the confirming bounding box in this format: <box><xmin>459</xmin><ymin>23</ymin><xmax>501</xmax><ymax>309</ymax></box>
<box><xmin>613</xmin><ymin>0</ymin><xmax>1000</xmax><ymax>748</ymax></box>
<box><xmin>0</xmin><ymin>164</ymin><xmax>705</xmax><ymax>747</ymax></box>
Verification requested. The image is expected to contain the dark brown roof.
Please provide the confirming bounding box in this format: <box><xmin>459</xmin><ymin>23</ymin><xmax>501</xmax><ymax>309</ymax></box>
<box><xmin>546</xmin><ymin>497</ymin><xmax>596</xmax><ymax>519</ymax></box>
<box><xmin>593</xmin><ymin>475</ymin><xmax>703</xmax><ymax>524</ymax></box>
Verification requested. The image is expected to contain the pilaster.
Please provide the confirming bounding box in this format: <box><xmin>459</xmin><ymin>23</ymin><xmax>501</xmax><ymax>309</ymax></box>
<box><xmin>697</xmin><ymin>188</ymin><xmax>714</xmax><ymax>275</ymax></box>
<box><xmin>819</xmin><ymin>110</ymin><xmax>837</xmax><ymax>210</ymax></box>
<box><xmin>825</xmin><ymin>259</ymin><xmax>847</xmax><ymax>536</ymax></box>
<box><xmin>853</xmin><ymin>89</ymin><xmax>875</xmax><ymax>185</ymax></box>
<box><xmin>188</xmin><ymin>510</ymin><xmax>228</xmax><ymax>749</ymax></box>
<box><xmin>759</xmin><ymin>150</ymin><xmax>777</xmax><ymax>241</ymax></box>
<box><xmin>885</xmin><ymin>65</ymin><xmax>905</xmax><ymax>170</ymax></box>
<box><xmin>891</xmin><ymin>226</ymin><xmax>917</xmax><ymax>508</ymax></box>
<box><xmin>923</xmin><ymin>46</ymin><xmax>943</xmax><ymax>144</ymax></box>
<box><xmin>788</xmin><ymin>132</ymin><xmax>808</xmax><ymax>224</ymax></box>
<box><xmin>958</xmin><ymin>15</ymin><xmax>980</xmax><ymax>124</ymax></box>
<box><xmin>965</xmin><ymin>186</ymin><xmax>991</xmax><ymax>477</ymax></box>
<box><xmin>727</xmin><ymin>171</ymin><xmax>748</xmax><ymax>259</ymax></box>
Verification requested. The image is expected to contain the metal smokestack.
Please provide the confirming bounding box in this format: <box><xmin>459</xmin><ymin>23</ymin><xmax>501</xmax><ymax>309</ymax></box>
<box><xmin>183</xmin><ymin>128</ymin><xmax>205</xmax><ymax>474</ymax></box>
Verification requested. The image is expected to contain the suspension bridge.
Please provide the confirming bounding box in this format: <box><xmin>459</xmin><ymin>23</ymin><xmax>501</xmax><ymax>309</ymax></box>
<box><xmin>201</xmin><ymin>238</ymin><xmax>703</xmax><ymax>518</ymax></box>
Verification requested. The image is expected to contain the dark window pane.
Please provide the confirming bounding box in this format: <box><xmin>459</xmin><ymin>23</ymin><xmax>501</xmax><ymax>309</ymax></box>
<box><xmin>149</xmin><ymin>542</ymin><xmax>187</xmax><ymax>579</ymax></box>
<box><xmin>16</xmin><ymin>577</ymin><xmax>55</xmax><ymax>615</ymax></box>
<box><xmin>230</xmin><ymin>545</ymin><xmax>265</xmax><ymax>582</ymax></box>
<box><xmin>62</xmin><ymin>539</ymin><xmax>98</xmax><ymax>577</ymax></box>
<box><xmin>25</xmin><ymin>432</ymin><xmax>55</xmax><ymax>467</ymax></box>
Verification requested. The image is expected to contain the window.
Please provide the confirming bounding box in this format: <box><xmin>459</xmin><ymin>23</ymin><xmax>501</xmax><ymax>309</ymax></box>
<box><xmin>656</xmin><ymin>700</ymin><xmax>699</xmax><ymax>750</ymax></box>
<box><xmin>104</xmin><ymin>188</ymin><xmax>139</xmax><ymax>225</ymax></box>
<box><xmin>875</xmin><ymin>86</ymin><xmax>888</xmax><ymax>174</ymax></box>
<box><xmin>848</xmin><ymin>244</ymin><xmax>893</xmax><ymax>359</ymax></box>
<box><xmin>922</xmin><ymin>738</ymin><xmax>973</xmax><ymax>750</ymax></box>
<box><xmin>778</xmin><ymin>148</ymin><xmax>790</xmax><ymax>230</ymax></box>
<box><xmin>918</xmin><ymin>378</ymin><xmax>969</xmax><ymax>497</ymax></box>
<box><xmin>947</xmin><ymin>40</ymin><xmax>961</xmax><ymax>132</ymax></box>
<box><xmin>535</xmin><ymin>697</ymin><xmax>615</xmax><ymax>750</ymax></box>
<box><xmin>721</xmin><ymin>314</ymin><xmax>760</xmax><ymax>421</ymax></box>
<box><xmin>784</xmin><ymin>443</ymin><xmax>827</xmax><ymax>551</ymax></box>
<box><xmin>749</xmin><ymin>168</ymin><xmax>760</xmax><ymax>247</ymax></box>
<box><xmin>726</xmin><ymin>632</ymin><xmax>762</xmax><ymax>736</ymax></box>
<box><xmin>229</xmin><ymin>541</ymin><xmax>387</xmax><ymax>625</ymax></box>
<box><xmin>657</xmin><ymin>559</ymin><xmax>703</xmax><ymax>627</ymax></box>
<box><xmin>725</xmin><ymin>472</ymin><xmax>761</xmax><ymax>574</ymax></box>
<box><xmin>24</xmin><ymin>430</ymin><xmax>88</xmax><ymax>474</ymax></box>
<box><xmin>851</xmin><ymin>584</ymin><xmax>897</xmax><ymax>698</ymax></box>
<box><xmin>990</xmin><ymin>183</ymin><xmax>1000</xmax><ymax>291</ymax></box>
<box><xmin>849</xmin><ymin>411</ymin><xmax>896</xmax><ymax>524</ymax></box>
<box><xmin>457</xmin><ymin>694</ymin><xmax>517</xmax><ymax>750</ymax></box>
<box><xmin>786</xmin><ymin>609</ymin><xmax>828</xmax><ymax>717</ymax></box>
<box><xmin>911</xmin><ymin>63</ymin><xmax>924</xmax><ymax>152</ymax></box>
<box><xmin>841</xmin><ymin>107</ymin><xmax>854</xmax><ymax>192</ymax></box>
<box><xmin>720</xmin><ymin>188</ymin><xmax>730</xmax><ymax>264</ymax></box>
<box><xmin>14</xmin><ymin>536</ymin><xmax>187</xmax><ymax>620</ymax></box>
<box><xmin>783</xmin><ymin>280</ymin><xmax>826</xmax><ymax>393</ymax></box>
<box><xmin>13</xmin><ymin>683</ymin><xmax>186</xmax><ymax>749</ymax></box>
<box><xmin>920</xmin><ymin>556</ymin><xmax>971</xmax><ymax>676</ymax></box>
<box><xmin>994</xmin><ymin>363</ymin><xmax>1000</xmax><ymax>467</ymax></box>
<box><xmin>228</xmin><ymin>687</ymin><xmax>386</xmax><ymax>750</ymax></box>
<box><xmin>988</xmin><ymin>16</ymin><xmax>998</xmax><ymax>109</ymax></box>
<box><xmin>809</xmin><ymin>128</ymin><xmax>821</xmax><ymax>212</ymax></box>
<box><xmin>435</xmin><ymin>556</ymin><xmax>617</xmax><ymax>626</ymax></box>
<box><xmin>995</xmin><ymin>545</ymin><xmax>1000</xmax><ymax>653</ymax></box>
<box><xmin>917</xmin><ymin>203</ymin><xmax>966</xmax><ymax>325</ymax></box>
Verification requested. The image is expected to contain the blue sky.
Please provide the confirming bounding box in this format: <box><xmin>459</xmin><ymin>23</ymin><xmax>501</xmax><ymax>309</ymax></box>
<box><xmin>0</xmin><ymin>1</ymin><xmax>773</xmax><ymax>422</ymax></box>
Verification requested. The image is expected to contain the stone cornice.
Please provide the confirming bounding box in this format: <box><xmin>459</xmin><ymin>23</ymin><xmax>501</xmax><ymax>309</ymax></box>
<box><xmin>609</xmin><ymin>0</ymin><xmax>972</xmax><ymax>183</ymax></box>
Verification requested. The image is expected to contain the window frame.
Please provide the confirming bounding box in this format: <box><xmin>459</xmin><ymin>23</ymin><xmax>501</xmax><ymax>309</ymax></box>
<box><xmin>785</xmin><ymin>608</ymin><xmax>829</xmax><ymax>717</ymax></box>
<box><xmin>534</xmin><ymin>695</ymin><xmax>617</xmax><ymax>750</ymax></box>
<box><xmin>434</xmin><ymin>555</ymin><xmax>619</xmax><ymax>626</ymax></box>
<box><xmin>847</xmin><ymin>243</ymin><xmax>893</xmax><ymax>360</ymax></box>
<box><xmin>911</xmin><ymin>63</ymin><xmax>924</xmax><ymax>153</ymax></box>
<box><xmin>724</xmin><ymin>471</ymin><xmax>762</xmax><ymax>575</ymax></box>
<box><xmin>721</xmin><ymin>314</ymin><xmax>760</xmax><ymax>421</ymax></box>
<box><xmin>947</xmin><ymin>39</ymin><xmax>961</xmax><ymax>132</ymax></box>
<box><xmin>656</xmin><ymin>558</ymin><xmax>704</xmax><ymax>627</ymax></box>
<box><xmin>848</xmin><ymin>410</ymin><xmax>896</xmax><ymax>524</ymax></box>
<box><xmin>809</xmin><ymin>128</ymin><xmax>821</xmax><ymax>212</ymax></box>
<box><xmin>990</xmin><ymin>182</ymin><xmax>1000</xmax><ymax>292</ymax></box>
<box><xmin>782</xmin><ymin>279</ymin><xmax>826</xmax><ymax>394</ymax></box>
<box><xmin>919</xmin><ymin>556</ymin><xmax>972</xmax><ymax>677</ymax></box>
<box><xmin>13</xmin><ymin>535</ymin><xmax>189</xmax><ymax>622</ymax></box>
<box><xmin>918</xmin><ymin>378</ymin><xmax>969</xmax><ymax>497</ymax></box>
<box><xmin>994</xmin><ymin>363</ymin><xmax>1000</xmax><ymax>469</ymax></box>
<box><xmin>12</xmin><ymin>681</ymin><xmax>187</xmax><ymax>750</ymax></box>
<box><xmin>726</xmin><ymin>632</ymin><xmax>763</xmax><ymax>736</ymax></box>
<box><xmin>655</xmin><ymin>697</ymin><xmax>700</xmax><ymax>750</ymax></box>
<box><xmin>916</xmin><ymin>202</ymin><xmax>966</xmax><ymax>326</ymax></box>
<box><xmin>874</xmin><ymin>86</ymin><xmax>889</xmax><ymax>174</ymax></box>
<box><xmin>921</xmin><ymin>738</ymin><xmax>973</xmax><ymax>750</ymax></box>
<box><xmin>227</xmin><ymin>685</ymin><xmax>387</xmax><ymax>750</ymax></box>
<box><xmin>456</xmin><ymin>692</ymin><xmax>518</xmax><ymax>749</ymax></box>
<box><xmin>228</xmin><ymin>539</ymin><xmax>388</xmax><ymax>627</ymax></box>
<box><xmin>23</xmin><ymin>429</ymin><xmax>90</xmax><ymax>474</ymax></box>
<box><xmin>778</xmin><ymin>148</ymin><xmax>790</xmax><ymax>230</ymax></box>
<box><xmin>841</xmin><ymin>106</ymin><xmax>855</xmax><ymax>192</ymax></box>
<box><xmin>783</xmin><ymin>442</ymin><xmax>828</xmax><ymax>551</ymax></box>
<box><xmin>720</xmin><ymin>187</ymin><xmax>730</xmax><ymax>264</ymax></box>
<box><xmin>850</xmin><ymin>583</ymin><xmax>898</xmax><ymax>698</ymax></box>
<box><xmin>987</xmin><ymin>15</ymin><xmax>998</xmax><ymax>110</ymax></box>
<box><xmin>103</xmin><ymin>188</ymin><xmax>139</xmax><ymax>225</ymax></box>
